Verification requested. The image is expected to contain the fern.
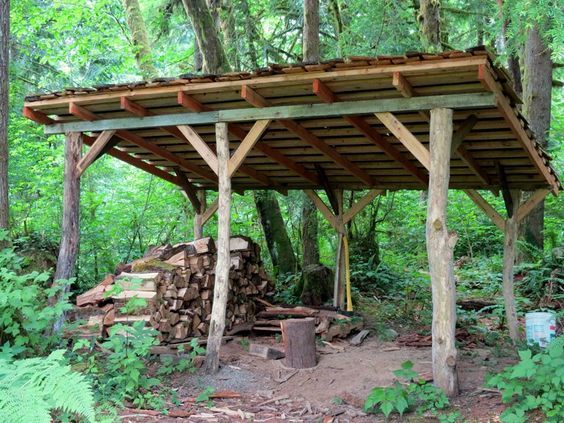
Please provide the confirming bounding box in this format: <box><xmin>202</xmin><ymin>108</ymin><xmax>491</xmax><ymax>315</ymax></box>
<box><xmin>0</xmin><ymin>350</ymin><xmax>96</xmax><ymax>422</ymax></box>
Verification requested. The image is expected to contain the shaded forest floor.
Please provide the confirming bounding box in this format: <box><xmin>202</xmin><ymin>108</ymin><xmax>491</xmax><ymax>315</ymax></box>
<box><xmin>119</xmin><ymin>334</ymin><xmax>517</xmax><ymax>422</ymax></box>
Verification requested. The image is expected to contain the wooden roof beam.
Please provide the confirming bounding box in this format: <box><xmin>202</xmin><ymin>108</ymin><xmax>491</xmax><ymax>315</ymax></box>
<box><xmin>178</xmin><ymin>92</ymin><xmax>320</xmax><ymax>186</ymax></box>
<box><xmin>23</xmin><ymin>107</ymin><xmax>54</xmax><ymax>125</ymax></box>
<box><xmin>478</xmin><ymin>64</ymin><xmax>559</xmax><ymax>194</ymax></box>
<box><xmin>241</xmin><ymin>85</ymin><xmax>374</xmax><ymax>186</ymax></box>
<box><xmin>174</xmin><ymin>168</ymin><xmax>202</xmax><ymax>211</ymax></box>
<box><xmin>77</xmin><ymin>130</ymin><xmax>117</xmax><ymax>176</ymax></box>
<box><xmin>392</xmin><ymin>72</ymin><xmax>430</xmax><ymax>121</ymax></box>
<box><xmin>464</xmin><ymin>189</ymin><xmax>505</xmax><ymax>231</ymax></box>
<box><xmin>497</xmin><ymin>162</ymin><xmax>514</xmax><ymax>217</ymax></box>
<box><xmin>516</xmin><ymin>188</ymin><xmax>550</xmax><ymax>222</ymax></box>
<box><xmin>343</xmin><ymin>189</ymin><xmax>384</xmax><ymax>224</ymax></box>
<box><xmin>82</xmin><ymin>135</ymin><xmax>181</xmax><ymax>187</ymax></box>
<box><xmin>69</xmin><ymin>102</ymin><xmax>217</xmax><ymax>183</ymax></box>
<box><xmin>374</xmin><ymin>112</ymin><xmax>431</xmax><ymax>170</ymax></box>
<box><xmin>313</xmin><ymin>79</ymin><xmax>428</xmax><ymax>185</ymax></box>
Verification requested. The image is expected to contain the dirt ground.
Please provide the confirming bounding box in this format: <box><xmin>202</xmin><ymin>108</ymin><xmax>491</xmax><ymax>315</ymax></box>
<box><xmin>120</xmin><ymin>334</ymin><xmax>516</xmax><ymax>422</ymax></box>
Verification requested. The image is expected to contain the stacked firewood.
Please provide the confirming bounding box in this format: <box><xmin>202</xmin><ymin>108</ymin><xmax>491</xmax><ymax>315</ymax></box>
<box><xmin>74</xmin><ymin>236</ymin><xmax>274</xmax><ymax>343</ymax></box>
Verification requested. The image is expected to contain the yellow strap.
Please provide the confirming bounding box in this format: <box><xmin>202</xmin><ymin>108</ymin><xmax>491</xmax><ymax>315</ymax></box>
<box><xmin>343</xmin><ymin>235</ymin><xmax>353</xmax><ymax>311</ymax></box>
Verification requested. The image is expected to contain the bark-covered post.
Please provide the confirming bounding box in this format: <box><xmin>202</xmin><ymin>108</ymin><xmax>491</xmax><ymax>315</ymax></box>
<box><xmin>333</xmin><ymin>189</ymin><xmax>346</xmax><ymax>309</ymax></box>
<box><xmin>53</xmin><ymin>132</ymin><xmax>83</xmax><ymax>331</ymax></box>
<box><xmin>205</xmin><ymin>122</ymin><xmax>231</xmax><ymax>374</ymax></box>
<box><xmin>194</xmin><ymin>190</ymin><xmax>206</xmax><ymax>239</ymax></box>
<box><xmin>503</xmin><ymin>190</ymin><xmax>521</xmax><ymax>342</ymax></box>
<box><xmin>427</xmin><ymin>108</ymin><xmax>459</xmax><ymax>397</ymax></box>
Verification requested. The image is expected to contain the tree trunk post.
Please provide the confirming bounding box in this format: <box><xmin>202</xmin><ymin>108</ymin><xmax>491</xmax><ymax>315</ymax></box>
<box><xmin>281</xmin><ymin>318</ymin><xmax>317</xmax><ymax>368</ymax></box>
<box><xmin>205</xmin><ymin>122</ymin><xmax>231</xmax><ymax>374</ymax></box>
<box><xmin>53</xmin><ymin>132</ymin><xmax>83</xmax><ymax>331</ymax></box>
<box><xmin>333</xmin><ymin>189</ymin><xmax>346</xmax><ymax>309</ymax></box>
<box><xmin>194</xmin><ymin>190</ymin><xmax>206</xmax><ymax>239</ymax></box>
<box><xmin>503</xmin><ymin>190</ymin><xmax>521</xmax><ymax>342</ymax></box>
<box><xmin>427</xmin><ymin>108</ymin><xmax>459</xmax><ymax>397</ymax></box>
<box><xmin>303</xmin><ymin>0</ymin><xmax>320</xmax><ymax>62</ymax></box>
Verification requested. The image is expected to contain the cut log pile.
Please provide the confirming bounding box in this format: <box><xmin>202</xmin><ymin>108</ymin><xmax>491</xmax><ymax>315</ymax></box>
<box><xmin>74</xmin><ymin>236</ymin><xmax>274</xmax><ymax>342</ymax></box>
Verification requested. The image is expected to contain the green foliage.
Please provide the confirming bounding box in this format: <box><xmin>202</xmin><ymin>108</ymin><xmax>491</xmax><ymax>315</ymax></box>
<box><xmin>0</xmin><ymin>236</ymin><xmax>72</xmax><ymax>358</ymax></box>
<box><xmin>487</xmin><ymin>337</ymin><xmax>564</xmax><ymax>422</ymax></box>
<box><xmin>196</xmin><ymin>386</ymin><xmax>216</xmax><ymax>407</ymax></box>
<box><xmin>364</xmin><ymin>361</ymin><xmax>450</xmax><ymax>418</ymax></box>
<box><xmin>0</xmin><ymin>349</ymin><xmax>96</xmax><ymax>423</ymax></box>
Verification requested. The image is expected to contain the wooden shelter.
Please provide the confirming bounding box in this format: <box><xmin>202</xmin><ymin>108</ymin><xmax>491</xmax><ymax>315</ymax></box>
<box><xmin>24</xmin><ymin>46</ymin><xmax>560</xmax><ymax>395</ymax></box>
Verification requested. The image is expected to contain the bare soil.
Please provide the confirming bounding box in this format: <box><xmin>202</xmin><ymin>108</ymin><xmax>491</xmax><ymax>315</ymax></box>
<box><xmin>120</xmin><ymin>334</ymin><xmax>516</xmax><ymax>422</ymax></box>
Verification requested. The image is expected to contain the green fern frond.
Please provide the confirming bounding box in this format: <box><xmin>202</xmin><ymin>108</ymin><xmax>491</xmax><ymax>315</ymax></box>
<box><xmin>0</xmin><ymin>350</ymin><xmax>96</xmax><ymax>423</ymax></box>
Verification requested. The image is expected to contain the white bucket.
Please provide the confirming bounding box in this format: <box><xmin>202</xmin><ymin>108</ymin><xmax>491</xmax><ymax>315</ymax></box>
<box><xmin>525</xmin><ymin>312</ymin><xmax>556</xmax><ymax>348</ymax></box>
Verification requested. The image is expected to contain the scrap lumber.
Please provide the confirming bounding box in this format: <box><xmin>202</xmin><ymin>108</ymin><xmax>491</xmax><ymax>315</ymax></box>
<box><xmin>248</xmin><ymin>343</ymin><xmax>285</xmax><ymax>360</ymax></box>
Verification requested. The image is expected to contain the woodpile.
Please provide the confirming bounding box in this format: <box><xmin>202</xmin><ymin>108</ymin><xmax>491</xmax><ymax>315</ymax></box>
<box><xmin>74</xmin><ymin>236</ymin><xmax>274</xmax><ymax>342</ymax></box>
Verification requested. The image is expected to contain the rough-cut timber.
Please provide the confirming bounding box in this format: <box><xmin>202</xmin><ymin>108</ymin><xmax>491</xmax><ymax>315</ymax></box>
<box><xmin>427</xmin><ymin>108</ymin><xmax>459</xmax><ymax>397</ymax></box>
<box><xmin>281</xmin><ymin>318</ymin><xmax>317</xmax><ymax>368</ymax></box>
<box><xmin>206</xmin><ymin>122</ymin><xmax>231</xmax><ymax>374</ymax></box>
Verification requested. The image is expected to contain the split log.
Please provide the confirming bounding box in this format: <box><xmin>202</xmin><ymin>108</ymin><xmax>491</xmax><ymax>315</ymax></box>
<box><xmin>280</xmin><ymin>318</ymin><xmax>317</xmax><ymax>368</ymax></box>
<box><xmin>248</xmin><ymin>344</ymin><xmax>285</xmax><ymax>360</ymax></box>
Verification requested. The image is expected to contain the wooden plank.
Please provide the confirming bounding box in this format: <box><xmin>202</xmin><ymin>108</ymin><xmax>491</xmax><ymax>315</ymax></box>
<box><xmin>175</xmin><ymin>169</ymin><xmax>201</xmax><ymax>211</ymax></box>
<box><xmin>304</xmin><ymin>189</ymin><xmax>337</xmax><ymax>230</ymax></box>
<box><xmin>375</xmin><ymin>112</ymin><xmax>431</xmax><ymax>170</ymax></box>
<box><xmin>451</xmin><ymin>114</ymin><xmax>478</xmax><ymax>152</ymax></box>
<box><xmin>315</xmin><ymin>164</ymin><xmax>340</xmax><ymax>215</ymax></box>
<box><xmin>241</xmin><ymin>86</ymin><xmax>374</xmax><ymax>185</ymax></box>
<box><xmin>228</xmin><ymin>120</ymin><xmax>271</xmax><ymax>177</ymax></box>
<box><xmin>343</xmin><ymin>189</ymin><xmax>383</xmax><ymax>224</ymax></box>
<box><xmin>477</xmin><ymin>64</ymin><xmax>558</xmax><ymax>193</ymax></box>
<box><xmin>68</xmin><ymin>103</ymin><xmax>218</xmax><ymax>183</ymax></box>
<box><xmin>177</xmin><ymin>125</ymin><xmax>219</xmax><ymax>174</ymax></box>
<box><xmin>516</xmin><ymin>188</ymin><xmax>550</xmax><ymax>222</ymax></box>
<box><xmin>76</xmin><ymin>130</ymin><xmax>116</xmax><ymax>176</ymax></box>
<box><xmin>27</xmin><ymin>55</ymin><xmax>487</xmax><ymax>108</ymax></box>
<box><xmin>313</xmin><ymin>79</ymin><xmax>428</xmax><ymax>185</ymax></box>
<box><xmin>463</xmin><ymin>189</ymin><xmax>505</xmax><ymax>231</ymax></box>
<box><xmin>43</xmin><ymin>93</ymin><xmax>497</xmax><ymax>134</ymax></box>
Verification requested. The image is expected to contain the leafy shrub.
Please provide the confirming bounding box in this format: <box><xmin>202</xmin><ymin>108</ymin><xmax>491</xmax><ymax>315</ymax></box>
<box><xmin>0</xmin><ymin>349</ymin><xmax>96</xmax><ymax>423</ymax></box>
<box><xmin>364</xmin><ymin>361</ymin><xmax>450</xmax><ymax>418</ymax></box>
<box><xmin>0</xmin><ymin>235</ymin><xmax>72</xmax><ymax>357</ymax></box>
<box><xmin>487</xmin><ymin>337</ymin><xmax>564</xmax><ymax>422</ymax></box>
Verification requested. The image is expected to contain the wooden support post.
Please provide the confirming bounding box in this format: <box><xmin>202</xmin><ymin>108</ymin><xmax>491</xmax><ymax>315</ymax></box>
<box><xmin>334</xmin><ymin>189</ymin><xmax>346</xmax><ymax>309</ymax></box>
<box><xmin>194</xmin><ymin>190</ymin><xmax>206</xmax><ymax>239</ymax></box>
<box><xmin>427</xmin><ymin>108</ymin><xmax>459</xmax><ymax>397</ymax></box>
<box><xmin>53</xmin><ymin>132</ymin><xmax>83</xmax><ymax>331</ymax></box>
<box><xmin>503</xmin><ymin>190</ymin><xmax>521</xmax><ymax>343</ymax></box>
<box><xmin>205</xmin><ymin>122</ymin><xmax>231</xmax><ymax>374</ymax></box>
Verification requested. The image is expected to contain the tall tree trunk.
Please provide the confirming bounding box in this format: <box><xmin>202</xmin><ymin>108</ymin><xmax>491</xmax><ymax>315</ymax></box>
<box><xmin>240</xmin><ymin>0</ymin><xmax>259</xmax><ymax>68</ymax></box>
<box><xmin>303</xmin><ymin>0</ymin><xmax>320</xmax><ymax>62</ymax></box>
<box><xmin>122</xmin><ymin>0</ymin><xmax>157</xmax><ymax>78</ymax></box>
<box><xmin>300</xmin><ymin>0</ymin><xmax>322</xmax><ymax>269</ymax></box>
<box><xmin>418</xmin><ymin>0</ymin><xmax>442</xmax><ymax>52</ymax></box>
<box><xmin>496</xmin><ymin>0</ymin><xmax>522</xmax><ymax>96</ymax></box>
<box><xmin>301</xmin><ymin>194</ymin><xmax>319</xmax><ymax>266</ymax></box>
<box><xmin>0</xmin><ymin>0</ymin><xmax>9</xmax><ymax>230</ymax></box>
<box><xmin>53</xmin><ymin>132</ymin><xmax>82</xmax><ymax>331</ymax></box>
<box><xmin>193</xmin><ymin>38</ymin><xmax>203</xmax><ymax>72</ymax></box>
<box><xmin>218</xmin><ymin>1</ymin><xmax>239</xmax><ymax>70</ymax></box>
<box><xmin>182</xmin><ymin>0</ymin><xmax>230</xmax><ymax>74</ymax></box>
<box><xmin>254</xmin><ymin>191</ymin><xmax>296</xmax><ymax>275</ymax></box>
<box><xmin>520</xmin><ymin>26</ymin><xmax>552</xmax><ymax>256</ymax></box>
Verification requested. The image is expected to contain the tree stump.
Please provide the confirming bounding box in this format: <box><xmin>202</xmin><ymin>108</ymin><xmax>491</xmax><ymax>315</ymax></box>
<box><xmin>280</xmin><ymin>318</ymin><xmax>316</xmax><ymax>368</ymax></box>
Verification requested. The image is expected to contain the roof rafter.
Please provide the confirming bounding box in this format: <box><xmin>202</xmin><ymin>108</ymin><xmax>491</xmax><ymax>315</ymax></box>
<box><xmin>241</xmin><ymin>85</ymin><xmax>374</xmax><ymax>186</ymax></box>
<box><xmin>313</xmin><ymin>79</ymin><xmax>428</xmax><ymax>185</ymax></box>
<box><xmin>177</xmin><ymin>92</ymin><xmax>320</xmax><ymax>185</ymax></box>
<box><xmin>69</xmin><ymin>102</ymin><xmax>217</xmax><ymax>183</ymax></box>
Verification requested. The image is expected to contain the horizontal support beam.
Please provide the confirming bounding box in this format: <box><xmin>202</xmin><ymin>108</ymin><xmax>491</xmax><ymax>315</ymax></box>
<box><xmin>44</xmin><ymin>93</ymin><xmax>496</xmax><ymax>134</ymax></box>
